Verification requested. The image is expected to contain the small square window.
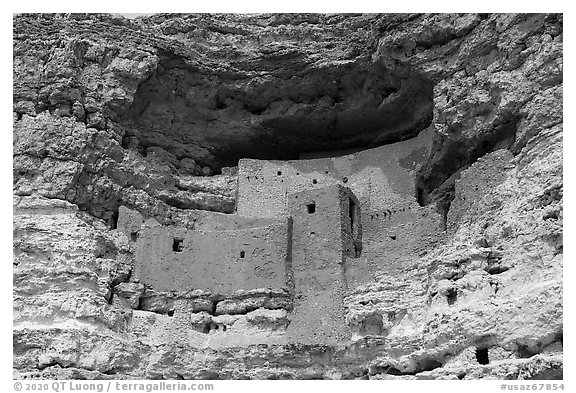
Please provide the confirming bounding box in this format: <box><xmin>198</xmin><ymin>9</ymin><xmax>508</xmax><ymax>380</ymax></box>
<box><xmin>240</xmin><ymin>251</ymin><xmax>245</xmax><ymax>258</ymax></box>
<box><xmin>307</xmin><ymin>203</ymin><xmax>316</xmax><ymax>214</ymax></box>
<box><xmin>173</xmin><ymin>238</ymin><xmax>184</xmax><ymax>252</ymax></box>
<box><xmin>277</xmin><ymin>171</ymin><xmax>282</xmax><ymax>176</ymax></box>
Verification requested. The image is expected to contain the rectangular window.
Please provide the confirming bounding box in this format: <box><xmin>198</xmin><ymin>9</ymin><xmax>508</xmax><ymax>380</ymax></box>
<box><xmin>307</xmin><ymin>203</ymin><xmax>316</xmax><ymax>214</ymax></box>
<box><xmin>173</xmin><ymin>238</ymin><xmax>184</xmax><ymax>252</ymax></box>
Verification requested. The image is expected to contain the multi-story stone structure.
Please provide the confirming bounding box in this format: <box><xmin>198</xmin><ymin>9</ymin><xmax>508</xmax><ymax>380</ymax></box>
<box><xmin>123</xmin><ymin>126</ymin><xmax>444</xmax><ymax>347</ymax></box>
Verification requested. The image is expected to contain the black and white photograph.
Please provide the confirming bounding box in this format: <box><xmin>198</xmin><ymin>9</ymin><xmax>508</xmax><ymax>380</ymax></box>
<box><xmin>11</xmin><ymin>8</ymin><xmax>565</xmax><ymax>387</ymax></box>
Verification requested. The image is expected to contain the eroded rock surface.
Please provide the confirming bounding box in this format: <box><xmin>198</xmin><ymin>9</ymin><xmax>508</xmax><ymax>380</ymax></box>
<box><xmin>13</xmin><ymin>13</ymin><xmax>562</xmax><ymax>380</ymax></box>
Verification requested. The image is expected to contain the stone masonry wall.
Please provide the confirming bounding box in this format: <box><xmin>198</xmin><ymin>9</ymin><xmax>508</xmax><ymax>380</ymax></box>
<box><xmin>285</xmin><ymin>185</ymin><xmax>354</xmax><ymax>345</ymax></box>
<box><xmin>236</xmin><ymin>126</ymin><xmax>435</xmax><ymax>218</ymax></box>
<box><xmin>134</xmin><ymin>220</ymin><xmax>291</xmax><ymax>295</ymax></box>
<box><xmin>237</xmin><ymin>127</ymin><xmax>443</xmax><ymax>280</ymax></box>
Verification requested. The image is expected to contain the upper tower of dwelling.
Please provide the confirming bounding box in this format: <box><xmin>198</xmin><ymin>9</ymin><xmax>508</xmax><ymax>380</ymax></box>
<box><xmin>287</xmin><ymin>184</ymin><xmax>361</xmax><ymax>264</ymax></box>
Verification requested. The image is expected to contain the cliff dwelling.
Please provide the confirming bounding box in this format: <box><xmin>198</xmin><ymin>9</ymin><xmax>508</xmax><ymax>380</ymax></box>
<box><xmin>13</xmin><ymin>13</ymin><xmax>563</xmax><ymax>380</ymax></box>
<box><xmin>121</xmin><ymin>126</ymin><xmax>445</xmax><ymax>348</ymax></box>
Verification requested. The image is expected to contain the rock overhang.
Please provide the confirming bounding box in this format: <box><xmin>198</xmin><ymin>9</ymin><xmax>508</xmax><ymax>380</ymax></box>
<box><xmin>117</xmin><ymin>16</ymin><xmax>435</xmax><ymax>172</ymax></box>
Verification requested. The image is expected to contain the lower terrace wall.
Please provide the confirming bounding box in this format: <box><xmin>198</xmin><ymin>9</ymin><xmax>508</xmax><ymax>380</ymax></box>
<box><xmin>362</xmin><ymin>205</ymin><xmax>444</xmax><ymax>271</ymax></box>
<box><xmin>134</xmin><ymin>218</ymin><xmax>292</xmax><ymax>296</ymax></box>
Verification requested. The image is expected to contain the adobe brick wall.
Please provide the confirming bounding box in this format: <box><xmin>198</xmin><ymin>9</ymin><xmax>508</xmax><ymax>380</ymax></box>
<box><xmin>362</xmin><ymin>205</ymin><xmax>444</xmax><ymax>271</ymax></box>
<box><xmin>193</xmin><ymin>210</ymin><xmax>279</xmax><ymax>231</ymax></box>
<box><xmin>236</xmin><ymin>127</ymin><xmax>443</xmax><ymax>276</ymax></box>
<box><xmin>236</xmin><ymin>126</ymin><xmax>435</xmax><ymax>219</ymax></box>
<box><xmin>134</xmin><ymin>218</ymin><xmax>291</xmax><ymax>295</ymax></box>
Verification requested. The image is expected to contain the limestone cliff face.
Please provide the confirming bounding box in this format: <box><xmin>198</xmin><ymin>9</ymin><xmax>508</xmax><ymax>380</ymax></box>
<box><xmin>13</xmin><ymin>13</ymin><xmax>562</xmax><ymax>379</ymax></box>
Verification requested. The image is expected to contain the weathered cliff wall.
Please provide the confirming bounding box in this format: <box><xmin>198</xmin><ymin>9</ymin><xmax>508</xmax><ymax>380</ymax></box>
<box><xmin>13</xmin><ymin>13</ymin><xmax>562</xmax><ymax>380</ymax></box>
